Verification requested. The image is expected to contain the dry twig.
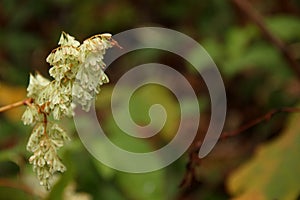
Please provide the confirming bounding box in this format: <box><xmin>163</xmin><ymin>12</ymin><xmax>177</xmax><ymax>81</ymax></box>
<box><xmin>231</xmin><ymin>0</ymin><xmax>300</xmax><ymax>79</ymax></box>
<box><xmin>0</xmin><ymin>98</ymin><xmax>33</xmax><ymax>113</ymax></box>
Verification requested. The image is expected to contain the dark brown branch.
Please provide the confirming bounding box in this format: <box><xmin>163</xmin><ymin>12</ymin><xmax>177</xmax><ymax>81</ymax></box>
<box><xmin>220</xmin><ymin>107</ymin><xmax>300</xmax><ymax>139</ymax></box>
<box><xmin>0</xmin><ymin>98</ymin><xmax>33</xmax><ymax>113</ymax></box>
<box><xmin>231</xmin><ymin>0</ymin><xmax>300</xmax><ymax>80</ymax></box>
<box><xmin>179</xmin><ymin>107</ymin><xmax>300</xmax><ymax>191</ymax></box>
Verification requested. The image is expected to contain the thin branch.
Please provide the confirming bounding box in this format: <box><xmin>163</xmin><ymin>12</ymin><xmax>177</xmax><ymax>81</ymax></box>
<box><xmin>0</xmin><ymin>98</ymin><xmax>33</xmax><ymax>113</ymax></box>
<box><xmin>231</xmin><ymin>0</ymin><xmax>300</xmax><ymax>80</ymax></box>
<box><xmin>179</xmin><ymin>107</ymin><xmax>300</xmax><ymax>191</ymax></box>
<box><xmin>220</xmin><ymin>107</ymin><xmax>300</xmax><ymax>139</ymax></box>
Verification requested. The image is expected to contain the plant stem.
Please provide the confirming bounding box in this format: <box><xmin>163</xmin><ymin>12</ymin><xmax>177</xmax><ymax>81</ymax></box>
<box><xmin>231</xmin><ymin>0</ymin><xmax>300</xmax><ymax>80</ymax></box>
<box><xmin>0</xmin><ymin>98</ymin><xmax>33</xmax><ymax>113</ymax></box>
<box><xmin>179</xmin><ymin>107</ymin><xmax>300</xmax><ymax>191</ymax></box>
<box><xmin>221</xmin><ymin>107</ymin><xmax>300</xmax><ymax>139</ymax></box>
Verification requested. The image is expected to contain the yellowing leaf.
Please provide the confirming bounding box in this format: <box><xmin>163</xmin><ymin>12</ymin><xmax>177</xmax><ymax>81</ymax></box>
<box><xmin>227</xmin><ymin>113</ymin><xmax>300</xmax><ymax>200</ymax></box>
<box><xmin>0</xmin><ymin>82</ymin><xmax>27</xmax><ymax>121</ymax></box>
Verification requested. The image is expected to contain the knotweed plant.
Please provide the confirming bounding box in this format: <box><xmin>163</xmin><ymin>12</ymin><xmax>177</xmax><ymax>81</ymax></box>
<box><xmin>3</xmin><ymin>32</ymin><xmax>117</xmax><ymax>189</ymax></box>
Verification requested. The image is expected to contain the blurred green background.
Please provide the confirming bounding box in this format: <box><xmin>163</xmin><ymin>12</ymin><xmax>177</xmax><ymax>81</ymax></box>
<box><xmin>1</xmin><ymin>0</ymin><xmax>300</xmax><ymax>199</ymax></box>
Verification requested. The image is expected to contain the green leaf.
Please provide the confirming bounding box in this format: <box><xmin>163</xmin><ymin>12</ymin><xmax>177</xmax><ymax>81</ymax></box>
<box><xmin>224</xmin><ymin>42</ymin><xmax>290</xmax><ymax>78</ymax></box>
<box><xmin>225</xmin><ymin>25</ymin><xmax>258</xmax><ymax>61</ymax></box>
<box><xmin>46</xmin><ymin>151</ymin><xmax>74</xmax><ymax>200</ymax></box>
<box><xmin>222</xmin><ymin>25</ymin><xmax>259</xmax><ymax>77</ymax></box>
<box><xmin>0</xmin><ymin>187</ymin><xmax>33</xmax><ymax>200</ymax></box>
<box><xmin>94</xmin><ymin>85</ymin><xmax>170</xmax><ymax>199</ymax></box>
<box><xmin>227</xmin><ymin>113</ymin><xmax>300</xmax><ymax>200</ymax></box>
<box><xmin>266</xmin><ymin>15</ymin><xmax>300</xmax><ymax>42</ymax></box>
<box><xmin>201</xmin><ymin>38</ymin><xmax>224</xmax><ymax>65</ymax></box>
<box><xmin>0</xmin><ymin>149</ymin><xmax>18</xmax><ymax>163</ymax></box>
<box><xmin>96</xmin><ymin>84</ymin><xmax>180</xmax><ymax>143</ymax></box>
<box><xmin>116</xmin><ymin>170</ymin><xmax>166</xmax><ymax>200</ymax></box>
<box><xmin>92</xmin><ymin>157</ymin><xmax>115</xmax><ymax>180</ymax></box>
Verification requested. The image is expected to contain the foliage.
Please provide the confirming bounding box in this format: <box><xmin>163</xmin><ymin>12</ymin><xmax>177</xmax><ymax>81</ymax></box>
<box><xmin>0</xmin><ymin>0</ymin><xmax>300</xmax><ymax>199</ymax></box>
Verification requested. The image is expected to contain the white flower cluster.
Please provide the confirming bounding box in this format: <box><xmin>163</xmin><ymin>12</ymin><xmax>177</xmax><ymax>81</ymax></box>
<box><xmin>21</xmin><ymin>31</ymin><xmax>115</xmax><ymax>189</ymax></box>
<box><xmin>27</xmin><ymin>123</ymin><xmax>70</xmax><ymax>189</ymax></box>
<box><xmin>73</xmin><ymin>34</ymin><xmax>112</xmax><ymax>111</ymax></box>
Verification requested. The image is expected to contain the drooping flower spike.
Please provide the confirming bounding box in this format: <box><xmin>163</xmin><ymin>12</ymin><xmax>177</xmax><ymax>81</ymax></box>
<box><xmin>22</xmin><ymin>32</ymin><xmax>116</xmax><ymax>189</ymax></box>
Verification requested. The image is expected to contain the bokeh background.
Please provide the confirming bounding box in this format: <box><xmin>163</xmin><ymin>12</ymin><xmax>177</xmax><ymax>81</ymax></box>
<box><xmin>1</xmin><ymin>0</ymin><xmax>300</xmax><ymax>199</ymax></box>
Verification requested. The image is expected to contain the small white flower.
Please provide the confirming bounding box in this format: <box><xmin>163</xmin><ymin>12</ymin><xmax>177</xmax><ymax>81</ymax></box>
<box><xmin>26</xmin><ymin>123</ymin><xmax>44</xmax><ymax>152</ymax></box>
<box><xmin>58</xmin><ymin>31</ymin><xmax>80</xmax><ymax>47</ymax></box>
<box><xmin>27</xmin><ymin>74</ymin><xmax>50</xmax><ymax>98</ymax></box>
<box><xmin>46</xmin><ymin>46</ymin><xmax>80</xmax><ymax>66</ymax></box>
<box><xmin>49</xmin><ymin>64</ymin><xmax>70</xmax><ymax>81</ymax></box>
<box><xmin>22</xmin><ymin>105</ymin><xmax>41</xmax><ymax>125</ymax></box>
<box><xmin>37</xmin><ymin>157</ymin><xmax>46</xmax><ymax>167</ymax></box>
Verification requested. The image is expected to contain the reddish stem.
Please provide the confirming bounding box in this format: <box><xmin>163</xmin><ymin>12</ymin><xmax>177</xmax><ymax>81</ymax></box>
<box><xmin>0</xmin><ymin>98</ymin><xmax>33</xmax><ymax>113</ymax></box>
